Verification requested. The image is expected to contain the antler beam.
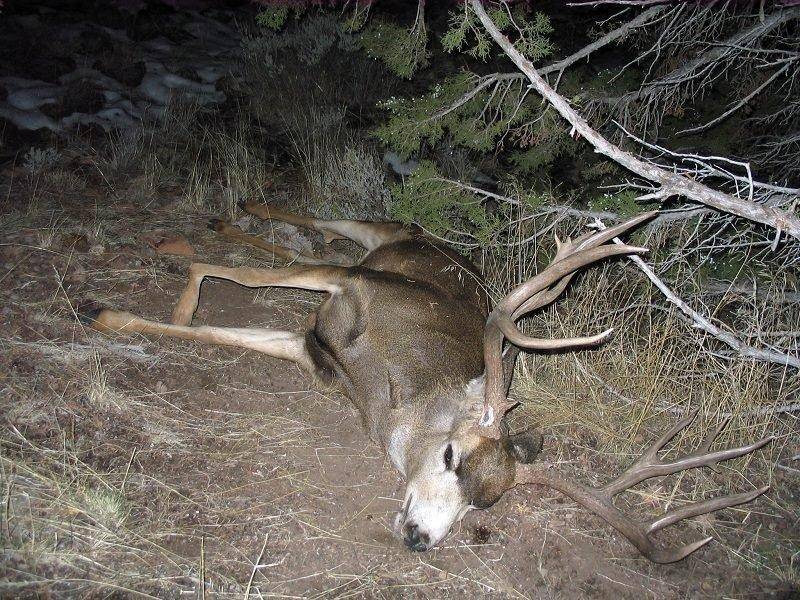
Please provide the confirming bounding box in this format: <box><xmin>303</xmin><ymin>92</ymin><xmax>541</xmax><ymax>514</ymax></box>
<box><xmin>480</xmin><ymin>212</ymin><xmax>656</xmax><ymax>432</ymax></box>
<box><xmin>515</xmin><ymin>412</ymin><xmax>771</xmax><ymax>563</ymax></box>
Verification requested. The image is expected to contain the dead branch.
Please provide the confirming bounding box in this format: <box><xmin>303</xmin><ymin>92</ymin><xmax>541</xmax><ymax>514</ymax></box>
<box><xmin>703</xmin><ymin>279</ymin><xmax>800</xmax><ymax>305</ymax></box>
<box><xmin>596</xmin><ymin>6</ymin><xmax>800</xmax><ymax>135</ymax></box>
<box><xmin>419</xmin><ymin>7</ymin><xmax>670</xmax><ymax>129</ymax></box>
<box><xmin>677</xmin><ymin>59</ymin><xmax>797</xmax><ymax>135</ymax></box>
<box><xmin>568</xmin><ymin>0</ymin><xmax>671</xmax><ymax>5</ymax></box>
<box><xmin>539</xmin><ymin>5</ymin><xmax>668</xmax><ymax>76</ymax></box>
<box><xmin>593</xmin><ymin>218</ymin><xmax>800</xmax><ymax>369</ymax></box>
<box><xmin>618</xmin><ymin>126</ymin><xmax>800</xmax><ymax>199</ymax></box>
<box><xmin>469</xmin><ymin>0</ymin><xmax>800</xmax><ymax>241</ymax></box>
<box><xmin>424</xmin><ymin>73</ymin><xmax>522</xmax><ymax>124</ymax></box>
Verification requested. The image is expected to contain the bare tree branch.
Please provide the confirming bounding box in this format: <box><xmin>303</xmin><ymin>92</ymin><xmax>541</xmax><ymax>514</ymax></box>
<box><xmin>568</xmin><ymin>0</ymin><xmax>671</xmax><ymax>6</ymax></box>
<box><xmin>417</xmin><ymin>7</ymin><xmax>670</xmax><ymax>129</ymax></box>
<box><xmin>596</xmin><ymin>7</ymin><xmax>800</xmax><ymax>134</ymax></box>
<box><xmin>676</xmin><ymin>59</ymin><xmax>797</xmax><ymax>135</ymax></box>
<box><xmin>538</xmin><ymin>5</ymin><xmax>668</xmax><ymax>76</ymax></box>
<box><xmin>593</xmin><ymin>219</ymin><xmax>800</xmax><ymax>369</ymax></box>
<box><xmin>423</xmin><ymin>73</ymin><xmax>521</xmax><ymax>123</ymax></box>
<box><xmin>469</xmin><ymin>0</ymin><xmax>800</xmax><ymax>241</ymax></box>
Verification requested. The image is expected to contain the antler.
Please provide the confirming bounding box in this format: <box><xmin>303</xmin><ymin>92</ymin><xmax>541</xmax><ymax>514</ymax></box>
<box><xmin>479</xmin><ymin>212</ymin><xmax>656</xmax><ymax>432</ymax></box>
<box><xmin>515</xmin><ymin>412</ymin><xmax>771</xmax><ymax>563</ymax></box>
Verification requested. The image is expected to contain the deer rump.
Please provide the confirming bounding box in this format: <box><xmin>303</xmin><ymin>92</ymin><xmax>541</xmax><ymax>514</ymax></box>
<box><xmin>83</xmin><ymin>204</ymin><xmax>770</xmax><ymax>563</ymax></box>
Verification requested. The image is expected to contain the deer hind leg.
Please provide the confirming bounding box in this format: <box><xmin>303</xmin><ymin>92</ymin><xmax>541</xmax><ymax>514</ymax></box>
<box><xmin>207</xmin><ymin>218</ymin><xmax>342</xmax><ymax>265</ymax></box>
<box><xmin>242</xmin><ymin>200</ymin><xmax>409</xmax><ymax>251</ymax></box>
<box><xmin>81</xmin><ymin>262</ymin><xmax>348</xmax><ymax>367</ymax></box>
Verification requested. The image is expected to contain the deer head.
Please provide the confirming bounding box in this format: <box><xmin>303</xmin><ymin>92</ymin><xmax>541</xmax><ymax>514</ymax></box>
<box><xmin>395</xmin><ymin>377</ymin><xmax>544</xmax><ymax>551</ymax></box>
<box><xmin>395</xmin><ymin>212</ymin><xmax>771</xmax><ymax>561</ymax></box>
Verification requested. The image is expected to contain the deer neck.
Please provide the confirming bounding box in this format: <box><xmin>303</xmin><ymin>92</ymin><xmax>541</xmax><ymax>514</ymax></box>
<box><xmin>388</xmin><ymin>376</ymin><xmax>485</xmax><ymax>477</ymax></box>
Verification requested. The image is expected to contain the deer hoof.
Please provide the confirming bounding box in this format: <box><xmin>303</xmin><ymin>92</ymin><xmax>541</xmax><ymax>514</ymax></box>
<box><xmin>75</xmin><ymin>301</ymin><xmax>104</xmax><ymax>326</ymax></box>
<box><xmin>208</xmin><ymin>218</ymin><xmax>226</xmax><ymax>232</ymax></box>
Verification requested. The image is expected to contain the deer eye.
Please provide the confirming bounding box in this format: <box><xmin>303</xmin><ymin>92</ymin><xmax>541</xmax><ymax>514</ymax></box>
<box><xmin>443</xmin><ymin>444</ymin><xmax>453</xmax><ymax>470</ymax></box>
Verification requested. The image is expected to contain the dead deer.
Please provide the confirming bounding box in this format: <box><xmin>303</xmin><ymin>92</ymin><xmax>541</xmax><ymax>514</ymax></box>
<box><xmin>82</xmin><ymin>204</ymin><xmax>770</xmax><ymax>562</ymax></box>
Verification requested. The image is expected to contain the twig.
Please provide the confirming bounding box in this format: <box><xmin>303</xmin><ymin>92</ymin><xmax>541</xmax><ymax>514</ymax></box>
<box><xmin>244</xmin><ymin>534</ymin><xmax>269</xmax><ymax>600</ymax></box>
<box><xmin>440</xmin><ymin>177</ymin><xmax>712</xmax><ymax>224</ymax></box>
<box><xmin>469</xmin><ymin>0</ymin><xmax>800</xmax><ymax>240</ymax></box>
<box><xmin>423</xmin><ymin>73</ymin><xmax>521</xmax><ymax>123</ymax></box>
<box><xmin>592</xmin><ymin>218</ymin><xmax>800</xmax><ymax>369</ymax></box>
<box><xmin>539</xmin><ymin>6</ymin><xmax>668</xmax><ymax>76</ymax></box>
<box><xmin>200</xmin><ymin>536</ymin><xmax>205</xmax><ymax>600</ymax></box>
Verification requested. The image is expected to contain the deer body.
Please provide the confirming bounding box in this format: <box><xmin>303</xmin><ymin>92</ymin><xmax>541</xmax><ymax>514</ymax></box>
<box><xmin>85</xmin><ymin>204</ymin><xmax>769</xmax><ymax>561</ymax></box>
<box><xmin>304</xmin><ymin>235</ymin><xmax>487</xmax><ymax>459</ymax></box>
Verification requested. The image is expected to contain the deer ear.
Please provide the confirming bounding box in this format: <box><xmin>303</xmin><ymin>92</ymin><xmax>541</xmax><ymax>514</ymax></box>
<box><xmin>505</xmin><ymin>429</ymin><xmax>543</xmax><ymax>464</ymax></box>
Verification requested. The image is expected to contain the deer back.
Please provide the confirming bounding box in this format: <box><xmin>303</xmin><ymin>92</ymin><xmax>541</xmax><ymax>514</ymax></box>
<box><xmin>305</xmin><ymin>236</ymin><xmax>488</xmax><ymax>445</ymax></box>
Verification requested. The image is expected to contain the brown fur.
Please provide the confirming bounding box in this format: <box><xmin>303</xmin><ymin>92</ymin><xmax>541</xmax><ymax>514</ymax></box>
<box><xmin>456</xmin><ymin>437</ymin><xmax>517</xmax><ymax>509</ymax></box>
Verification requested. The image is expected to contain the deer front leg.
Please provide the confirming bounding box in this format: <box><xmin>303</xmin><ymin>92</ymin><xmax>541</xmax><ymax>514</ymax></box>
<box><xmin>171</xmin><ymin>263</ymin><xmax>347</xmax><ymax>326</ymax></box>
<box><xmin>84</xmin><ymin>308</ymin><xmax>312</xmax><ymax>369</ymax></box>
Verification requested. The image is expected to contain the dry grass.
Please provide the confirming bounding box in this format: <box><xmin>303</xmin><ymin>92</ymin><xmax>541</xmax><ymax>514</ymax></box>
<box><xmin>278</xmin><ymin>102</ymin><xmax>391</xmax><ymax>221</ymax></box>
<box><xmin>3</xmin><ymin>174</ymin><xmax>794</xmax><ymax>597</ymax></box>
<box><xmin>242</xmin><ymin>18</ymin><xmax>394</xmax><ymax>223</ymax></box>
<box><xmin>481</xmin><ymin>210</ymin><xmax>799</xmax><ymax>585</ymax></box>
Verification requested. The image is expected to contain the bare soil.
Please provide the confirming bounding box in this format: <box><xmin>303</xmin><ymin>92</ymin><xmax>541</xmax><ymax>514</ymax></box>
<box><xmin>1</xmin><ymin>189</ymin><xmax>796</xmax><ymax>599</ymax></box>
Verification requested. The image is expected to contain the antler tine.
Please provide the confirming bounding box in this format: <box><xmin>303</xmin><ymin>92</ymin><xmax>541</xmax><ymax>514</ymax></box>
<box><xmin>493</xmin><ymin>243</ymin><xmax>648</xmax><ymax>317</ymax></box>
<box><xmin>602</xmin><ymin>432</ymin><xmax>773</xmax><ymax>497</ymax></box>
<box><xmin>642</xmin><ymin>485</ymin><xmax>770</xmax><ymax>563</ymax></box>
<box><xmin>497</xmin><ymin>314</ymin><xmax>614</xmax><ymax>351</ymax></box>
<box><xmin>697</xmin><ymin>417</ymin><xmax>731</xmax><ymax>454</ymax></box>
<box><xmin>634</xmin><ymin>410</ymin><xmax>699</xmax><ymax>465</ymax></box>
<box><xmin>647</xmin><ymin>486</ymin><xmax>770</xmax><ymax>536</ymax></box>
<box><xmin>509</xmin><ymin>212</ymin><xmax>657</xmax><ymax>320</ymax></box>
<box><xmin>511</xmin><ymin>272</ymin><xmax>576</xmax><ymax>319</ymax></box>
<box><xmin>514</xmin><ymin>416</ymin><xmax>772</xmax><ymax>563</ymax></box>
<box><xmin>573</xmin><ymin>210</ymin><xmax>658</xmax><ymax>253</ymax></box>
<box><xmin>513</xmin><ymin>213</ymin><xmax>658</xmax><ymax>327</ymax></box>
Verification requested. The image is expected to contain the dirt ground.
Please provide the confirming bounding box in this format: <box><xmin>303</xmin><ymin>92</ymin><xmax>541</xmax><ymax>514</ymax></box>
<box><xmin>1</xmin><ymin>188</ymin><xmax>796</xmax><ymax>598</ymax></box>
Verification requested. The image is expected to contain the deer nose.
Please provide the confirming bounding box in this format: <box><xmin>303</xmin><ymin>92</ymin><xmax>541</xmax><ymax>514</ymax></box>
<box><xmin>403</xmin><ymin>522</ymin><xmax>430</xmax><ymax>552</ymax></box>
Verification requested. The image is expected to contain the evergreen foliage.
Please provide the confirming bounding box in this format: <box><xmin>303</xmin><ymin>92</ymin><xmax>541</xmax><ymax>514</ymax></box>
<box><xmin>255</xmin><ymin>7</ymin><xmax>290</xmax><ymax>30</ymax></box>
<box><xmin>359</xmin><ymin>15</ymin><xmax>429</xmax><ymax>78</ymax></box>
<box><xmin>442</xmin><ymin>6</ymin><xmax>554</xmax><ymax>63</ymax></box>
<box><xmin>376</xmin><ymin>73</ymin><xmax>535</xmax><ymax>159</ymax></box>
<box><xmin>389</xmin><ymin>161</ymin><xmax>501</xmax><ymax>246</ymax></box>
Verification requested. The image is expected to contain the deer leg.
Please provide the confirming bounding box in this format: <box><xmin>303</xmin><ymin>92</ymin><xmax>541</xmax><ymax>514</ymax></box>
<box><xmin>84</xmin><ymin>308</ymin><xmax>312</xmax><ymax>369</ymax></box>
<box><xmin>243</xmin><ymin>200</ymin><xmax>409</xmax><ymax>250</ymax></box>
<box><xmin>207</xmin><ymin>218</ymin><xmax>333</xmax><ymax>265</ymax></box>
<box><xmin>171</xmin><ymin>263</ymin><xmax>346</xmax><ymax>326</ymax></box>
